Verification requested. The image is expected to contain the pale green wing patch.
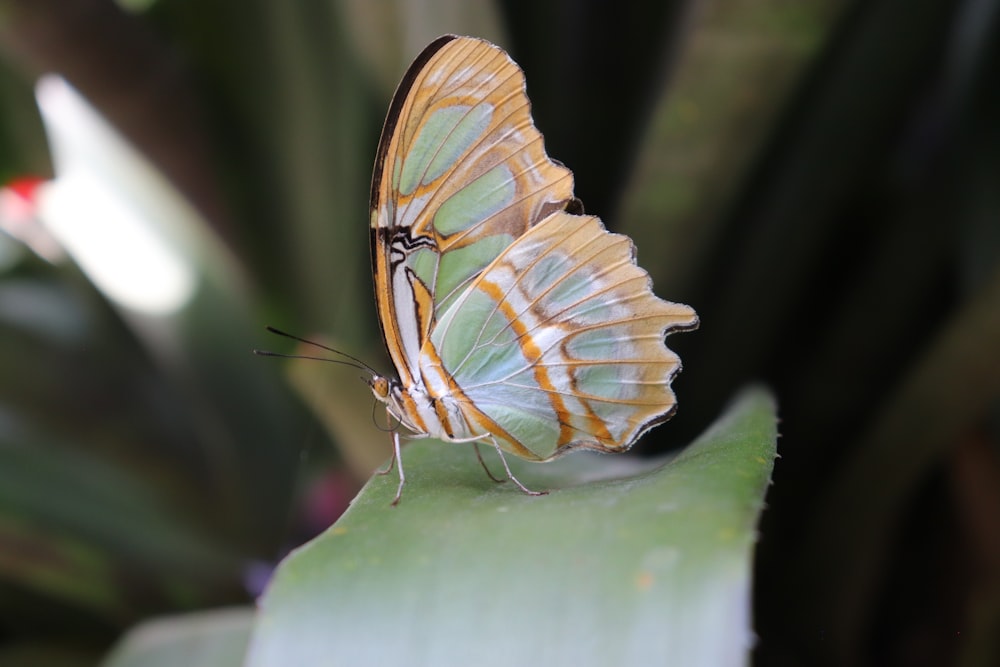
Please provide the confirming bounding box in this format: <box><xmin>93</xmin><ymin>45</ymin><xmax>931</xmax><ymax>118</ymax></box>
<box><xmin>424</xmin><ymin>162</ymin><xmax>519</xmax><ymax>315</ymax></box>
<box><xmin>433</xmin><ymin>163</ymin><xmax>516</xmax><ymax>235</ymax></box>
<box><xmin>431</xmin><ymin>284</ymin><xmax>563</xmax><ymax>459</ymax></box>
<box><xmin>398</xmin><ymin>104</ymin><xmax>493</xmax><ymax>196</ymax></box>
<box><xmin>407</xmin><ymin>247</ymin><xmax>438</xmax><ymax>288</ymax></box>
<box><xmin>433</xmin><ymin>286</ymin><xmax>525</xmax><ymax>383</ymax></box>
<box><xmin>433</xmin><ymin>233</ymin><xmax>512</xmax><ymax>314</ymax></box>
<box><xmin>403</xmin><ymin>160</ymin><xmax>517</xmax><ymax>314</ymax></box>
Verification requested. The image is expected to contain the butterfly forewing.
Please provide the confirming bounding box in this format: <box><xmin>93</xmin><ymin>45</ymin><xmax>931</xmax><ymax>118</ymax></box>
<box><xmin>370</xmin><ymin>36</ymin><xmax>576</xmax><ymax>382</ymax></box>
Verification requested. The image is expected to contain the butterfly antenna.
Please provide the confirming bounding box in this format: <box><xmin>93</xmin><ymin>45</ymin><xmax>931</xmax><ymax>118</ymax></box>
<box><xmin>253</xmin><ymin>348</ymin><xmax>370</xmax><ymax>371</ymax></box>
<box><xmin>255</xmin><ymin>326</ymin><xmax>380</xmax><ymax>376</ymax></box>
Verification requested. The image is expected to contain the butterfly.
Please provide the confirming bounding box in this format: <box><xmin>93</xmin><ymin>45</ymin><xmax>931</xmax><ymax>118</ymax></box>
<box><xmin>367</xmin><ymin>35</ymin><xmax>698</xmax><ymax>504</ymax></box>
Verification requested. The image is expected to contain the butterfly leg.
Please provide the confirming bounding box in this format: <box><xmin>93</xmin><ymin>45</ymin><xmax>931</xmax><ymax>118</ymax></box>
<box><xmin>388</xmin><ymin>430</ymin><xmax>405</xmax><ymax>506</ymax></box>
<box><xmin>374</xmin><ymin>444</ymin><xmax>396</xmax><ymax>476</ymax></box>
<box><xmin>375</xmin><ymin>406</ymin><xmax>398</xmax><ymax>476</ymax></box>
<box><xmin>473</xmin><ymin>442</ymin><xmax>506</xmax><ymax>483</ymax></box>
<box><xmin>489</xmin><ymin>436</ymin><xmax>548</xmax><ymax>497</ymax></box>
<box><xmin>374</xmin><ymin>413</ymin><xmax>406</xmax><ymax>505</ymax></box>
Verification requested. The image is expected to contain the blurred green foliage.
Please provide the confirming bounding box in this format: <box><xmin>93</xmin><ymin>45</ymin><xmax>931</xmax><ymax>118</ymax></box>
<box><xmin>0</xmin><ymin>0</ymin><xmax>996</xmax><ymax>666</ymax></box>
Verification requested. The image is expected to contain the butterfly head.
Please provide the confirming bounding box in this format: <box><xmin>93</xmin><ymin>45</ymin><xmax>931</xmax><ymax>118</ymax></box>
<box><xmin>366</xmin><ymin>374</ymin><xmax>418</xmax><ymax>432</ymax></box>
<box><xmin>367</xmin><ymin>374</ymin><xmax>408</xmax><ymax>416</ymax></box>
<box><xmin>368</xmin><ymin>376</ymin><xmax>392</xmax><ymax>403</ymax></box>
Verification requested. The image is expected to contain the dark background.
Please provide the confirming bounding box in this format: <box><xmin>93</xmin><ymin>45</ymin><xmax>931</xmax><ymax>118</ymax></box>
<box><xmin>0</xmin><ymin>1</ymin><xmax>997</xmax><ymax>665</ymax></box>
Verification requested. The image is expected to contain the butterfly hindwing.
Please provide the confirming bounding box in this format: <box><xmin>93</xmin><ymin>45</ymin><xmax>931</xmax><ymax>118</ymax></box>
<box><xmin>427</xmin><ymin>211</ymin><xmax>697</xmax><ymax>459</ymax></box>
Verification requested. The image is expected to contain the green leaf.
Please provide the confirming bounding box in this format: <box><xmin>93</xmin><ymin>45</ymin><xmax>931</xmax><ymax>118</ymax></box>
<box><xmin>245</xmin><ymin>387</ymin><xmax>777</xmax><ymax>667</ymax></box>
<box><xmin>100</xmin><ymin>607</ymin><xmax>253</xmax><ymax>667</ymax></box>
